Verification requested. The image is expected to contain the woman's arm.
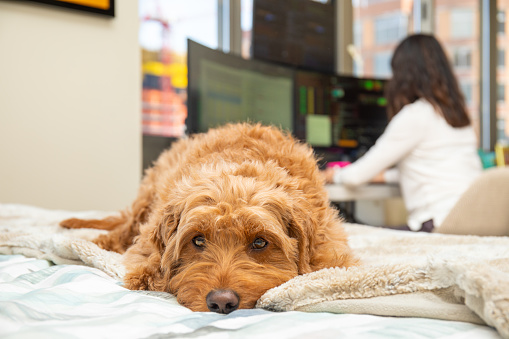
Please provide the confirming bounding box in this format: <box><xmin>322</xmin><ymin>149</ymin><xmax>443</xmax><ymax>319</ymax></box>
<box><xmin>323</xmin><ymin>168</ymin><xmax>393</xmax><ymax>184</ymax></box>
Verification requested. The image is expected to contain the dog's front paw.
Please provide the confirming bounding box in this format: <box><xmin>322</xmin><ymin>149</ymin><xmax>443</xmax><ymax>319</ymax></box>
<box><xmin>124</xmin><ymin>263</ymin><xmax>166</xmax><ymax>291</ymax></box>
<box><xmin>124</xmin><ymin>272</ymin><xmax>151</xmax><ymax>290</ymax></box>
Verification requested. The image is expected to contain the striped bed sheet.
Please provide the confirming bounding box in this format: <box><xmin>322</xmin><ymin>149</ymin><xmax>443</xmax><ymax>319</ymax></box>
<box><xmin>0</xmin><ymin>254</ymin><xmax>501</xmax><ymax>339</ymax></box>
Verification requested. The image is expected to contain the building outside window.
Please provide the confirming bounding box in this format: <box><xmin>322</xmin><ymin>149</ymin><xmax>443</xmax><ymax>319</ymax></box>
<box><xmin>498</xmin><ymin>48</ymin><xmax>506</xmax><ymax>69</ymax></box>
<box><xmin>374</xmin><ymin>13</ymin><xmax>408</xmax><ymax>45</ymax></box>
<box><xmin>352</xmin><ymin>0</ymin><xmax>410</xmax><ymax>78</ymax></box>
<box><xmin>453</xmin><ymin>47</ymin><xmax>473</xmax><ymax>69</ymax></box>
<box><xmin>498</xmin><ymin>83</ymin><xmax>506</xmax><ymax>103</ymax></box>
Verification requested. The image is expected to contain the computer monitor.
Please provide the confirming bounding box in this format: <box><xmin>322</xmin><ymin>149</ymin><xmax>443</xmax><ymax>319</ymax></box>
<box><xmin>293</xmin><ymin>70</ymin><xmax>388</xmax><ymax>163</ymax></box>
<box><xmin>187</xmin><ymin>40</ymin><xmax>388</xmax><ymax>166</ymax></box>
<box><xmin>252</xmin><ymin>0</ymin><xmax>335</xmax><ymax>73</ymax></box>
<box><xmin>187</xmin><ymin>39</ymin><xmax>294</xmax><ymax>134</ymax></box>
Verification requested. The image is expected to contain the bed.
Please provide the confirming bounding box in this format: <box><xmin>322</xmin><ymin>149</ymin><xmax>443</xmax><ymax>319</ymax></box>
<box><xmin>1</xmin><ymin>203</ymin><xmax>507</xmax><ymax>338</ymax></box>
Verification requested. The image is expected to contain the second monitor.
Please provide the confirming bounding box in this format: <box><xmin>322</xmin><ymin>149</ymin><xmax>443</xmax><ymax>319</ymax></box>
<box><xmin>294</xmin><ymin>70</ymin><xmax>388</xmax><ymax>163</ymax></box>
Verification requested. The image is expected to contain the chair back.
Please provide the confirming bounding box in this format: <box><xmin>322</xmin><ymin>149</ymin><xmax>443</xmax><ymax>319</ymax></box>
<box><xmin>438</xmin><ymin>167</ymin><xmax>509</xmax><ymax>236</ymax></box>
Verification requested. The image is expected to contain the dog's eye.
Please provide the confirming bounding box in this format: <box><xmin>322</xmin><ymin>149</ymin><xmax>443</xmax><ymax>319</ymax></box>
<box><xmin>192</xmin><ymin>236</ymin><xmax>206</xmax><ymax>248</ymax></box>
<box><xmin>252</xmin><ymin>237</ymin><xmax>268</xmax><ymax>250</ymax></box>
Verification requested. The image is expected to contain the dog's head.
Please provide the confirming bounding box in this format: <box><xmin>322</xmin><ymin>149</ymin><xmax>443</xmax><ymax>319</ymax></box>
<box><xmin>149</xmin><ymin>161</ymin><xmax>315</xmax><ymax>313</ymax></box>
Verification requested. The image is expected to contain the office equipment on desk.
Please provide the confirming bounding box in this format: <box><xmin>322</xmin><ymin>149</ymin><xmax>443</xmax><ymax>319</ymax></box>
<box><xmin>293</xmin><ymin>70</ymin><xmax>388</xmax><ymax>168</ymax></box>
<box><xmin>186</xmin><ymin>40</ymin><xmax>389</xmax><ymax>169</ymax></box>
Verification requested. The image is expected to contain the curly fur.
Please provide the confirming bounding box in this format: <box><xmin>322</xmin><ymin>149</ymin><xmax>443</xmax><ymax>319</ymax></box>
<box><xmin>61</xmin><ymin>123</ymin><xmax>357</xmax><ymax>311</ymax></box>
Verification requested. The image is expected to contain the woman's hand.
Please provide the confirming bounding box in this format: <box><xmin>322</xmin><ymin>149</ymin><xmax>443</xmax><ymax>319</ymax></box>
<box><xmin>321</xmin><ymin>167</ymin><xmax>386</xmax><ymax>184</ymax></box>
<box><xmin>371</xmin><ymin>171</ymin><xmax>386</xmax><ymax>183</ymax></box>
<box><xmin>322</xmin><ymin>167</ymin><xmax>336</xmax><ymax>184</ymax></box>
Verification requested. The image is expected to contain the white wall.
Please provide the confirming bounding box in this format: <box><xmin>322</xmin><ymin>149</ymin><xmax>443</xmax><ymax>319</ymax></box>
<box><xmin>0</xmin><ymin>1</ymin><xmax>141</xmax><ymax>211</ymax></box>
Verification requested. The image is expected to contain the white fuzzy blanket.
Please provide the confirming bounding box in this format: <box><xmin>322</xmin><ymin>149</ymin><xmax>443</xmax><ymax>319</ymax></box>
<box><xmin>1</xmin><ymin>204</ymin><xmax>508</xmax><ymax>338</ymax></box>
<box><xmin>0</xmin><ymin>204</ymin><xmax>125</xmax><ymax>280</ymax></box>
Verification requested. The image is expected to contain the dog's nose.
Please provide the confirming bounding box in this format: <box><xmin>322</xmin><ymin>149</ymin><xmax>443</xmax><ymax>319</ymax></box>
<box><xmin>206</xmin><ymin>289</ymin><xmax>240</xmax><ymax>314</ymax></box>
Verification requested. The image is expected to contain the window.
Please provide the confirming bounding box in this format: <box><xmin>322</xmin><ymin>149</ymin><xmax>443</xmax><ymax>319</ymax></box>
<box><xmin>453</xmin><ymin>47</ymin><xmax>472</xmax><ymax>69</ymax></box>
<box><xmin>450</xmin><ymin>8</ymin><xmax>474</xmax><ymax>39</ymax></box>
<box><xmin>498</xmin><ymin>9</ymin><xmax>506</xmax><ymax>35</ymax></box>
<box><xmin>375</xmin><ymin>14</ymin><xmax>408</xmax><ymax>45</ymax></box>
<box><xmin>498</xmin><ymin>83</ymin><xmax>506</xmax><ymax>103</ymax></box>
<box><xmin>498</xmin><ymin>49</ymin><xmax>506</xmax><ymax>69</ymax></box>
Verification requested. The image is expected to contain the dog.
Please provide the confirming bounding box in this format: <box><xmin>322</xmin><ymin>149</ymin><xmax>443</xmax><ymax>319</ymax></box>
<box><xmin>61</xmin><ymin>123</ymin><xmax>357</xmax><ymax>313</ymax></box>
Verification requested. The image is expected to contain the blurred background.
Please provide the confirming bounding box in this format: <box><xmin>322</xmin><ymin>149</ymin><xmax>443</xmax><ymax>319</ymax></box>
<box><xmin>0</xmin><ymin>0</ymin><xmax>507</xmax><ymax>213</ymax></box>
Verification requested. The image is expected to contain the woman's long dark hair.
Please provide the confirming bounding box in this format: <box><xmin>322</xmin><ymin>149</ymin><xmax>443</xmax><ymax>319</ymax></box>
<box><xmin>385</xmin><ymin>34</ymin><xmax>471</xmax><ymax>127</ymax></box>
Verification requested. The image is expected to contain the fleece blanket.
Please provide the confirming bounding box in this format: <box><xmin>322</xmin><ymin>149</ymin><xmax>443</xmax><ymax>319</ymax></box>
<box><xmin>0</xmin><ymin>204</ymin><xmax>508</xmax><ymax>339</ymax></box>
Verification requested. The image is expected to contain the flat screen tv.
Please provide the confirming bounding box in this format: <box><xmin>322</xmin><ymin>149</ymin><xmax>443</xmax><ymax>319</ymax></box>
<box><xmin>252</xmin><ymin>0</ymin><xmax>335</xmax><ymax>73</ymax></box>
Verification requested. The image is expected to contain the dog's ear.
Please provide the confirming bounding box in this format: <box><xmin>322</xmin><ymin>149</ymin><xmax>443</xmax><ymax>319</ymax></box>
<box><xmin>148</xmin><ymin>207</ymin><xmax>180</xmax><ymax>255</ymax></box>
<box><xmin>284</xmin><ymin>201</ymin><xmax>313</xmax><ymax>274</ymax></box>
<box><xmin>290</xmin><ymin>203</ymin><xmax>358</xmax><ymax>271</ymax></box>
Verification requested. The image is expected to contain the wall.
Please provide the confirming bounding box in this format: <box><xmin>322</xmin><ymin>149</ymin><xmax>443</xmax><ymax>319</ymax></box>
<box><xmin>0</xmin><ymin>1</ymin><xmax>141</xmax><ymax>211</ymax></box>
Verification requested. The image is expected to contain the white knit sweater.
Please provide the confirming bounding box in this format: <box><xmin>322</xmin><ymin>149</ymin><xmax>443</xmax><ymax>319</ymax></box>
<box><xmin>333</xmin><ymin>99</ymin><xmax>482</xmax><ymax>230</ymax></box>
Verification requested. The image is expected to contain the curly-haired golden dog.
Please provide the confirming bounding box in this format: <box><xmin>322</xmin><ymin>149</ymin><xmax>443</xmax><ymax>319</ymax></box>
<box><xmin>61</xmin><ymin>123</ymin><xmax>357</xmax><ymax>313</ymax></box>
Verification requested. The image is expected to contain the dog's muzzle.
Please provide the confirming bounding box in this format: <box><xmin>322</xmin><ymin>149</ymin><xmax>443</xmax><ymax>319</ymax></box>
<box><xmin>206</xmin><ymin>289</ymin><xmax>240</xmax><ymax>314</ymax></box>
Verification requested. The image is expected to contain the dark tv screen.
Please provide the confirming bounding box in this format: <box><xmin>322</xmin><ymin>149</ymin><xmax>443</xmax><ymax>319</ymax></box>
<box><xmin>252</xmin><ymin>0</ymin><xmax>335</xmax><ymax>73</ymax></box>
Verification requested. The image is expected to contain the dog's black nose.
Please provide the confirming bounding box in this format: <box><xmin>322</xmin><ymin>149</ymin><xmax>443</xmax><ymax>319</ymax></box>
<box><xmin>206</xmin><ymin>289</ymin><xmax>240</xmax><ymax>314</ymax></box>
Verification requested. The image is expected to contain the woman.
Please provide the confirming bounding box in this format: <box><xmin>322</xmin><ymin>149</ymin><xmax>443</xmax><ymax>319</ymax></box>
<box><xmin>324</xmin><ymin>34</ymin><xmax>482</xmax><ymax>232</ymax></box>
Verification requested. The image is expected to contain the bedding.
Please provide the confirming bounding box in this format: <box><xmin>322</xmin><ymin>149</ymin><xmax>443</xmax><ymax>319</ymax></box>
<box><xmin>0</xmin><ymin>203</ymin><xmax>506</xmax><ymax>338</ymax></box>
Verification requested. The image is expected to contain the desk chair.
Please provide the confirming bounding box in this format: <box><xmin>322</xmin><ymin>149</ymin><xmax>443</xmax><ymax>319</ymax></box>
<box><xmin>437</xmin><ymin>167</ymin><xmax>509</xmax><ymax>236</ymax></box>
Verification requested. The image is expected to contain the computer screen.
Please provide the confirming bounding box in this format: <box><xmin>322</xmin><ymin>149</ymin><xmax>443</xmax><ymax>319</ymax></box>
<box><xmin>187</xmin><ymin>40</ymin><xmax>388</xmax><ymax>166</ymax></box>
<box><xmin>294</xmin><ymin>70</ymin><xmax>388</xmax><ymax>163</ymax></box>
<box><xmin>252</xmin><ymin>0</ymin><xmax>335</xmax><ymax>73</ymax></box>
<box><xmin>187</xmin><ymin>39</ymin><xmax>294</xmax><ymax>134</ymax></box>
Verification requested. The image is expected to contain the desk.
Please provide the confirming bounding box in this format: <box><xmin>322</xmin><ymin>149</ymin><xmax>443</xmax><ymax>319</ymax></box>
<box><xmin>325</xmin><ymin>183</ymin><xmax>401</xmax><ymax>202</ymax></box>
<box><xmin>325</xmin><ymin>183</ymin><xmax>401</xmax><ymax>223</ymax></box>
